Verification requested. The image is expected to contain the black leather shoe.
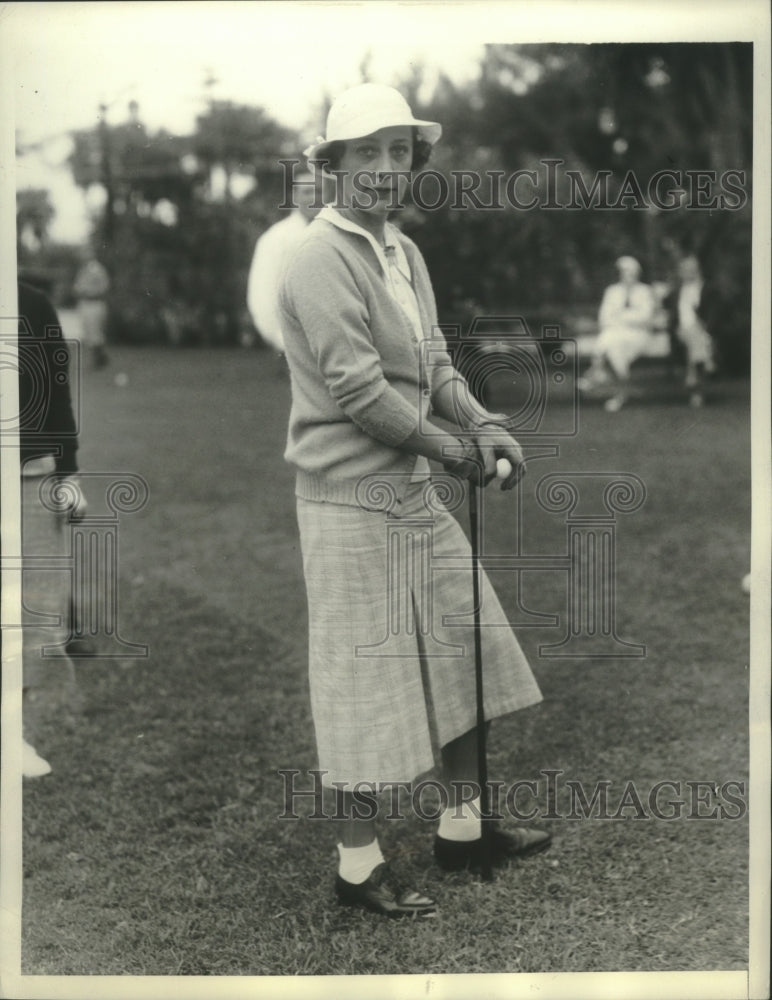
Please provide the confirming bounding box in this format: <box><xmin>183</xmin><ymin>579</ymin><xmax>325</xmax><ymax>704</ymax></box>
<box><xmin>434</xmin><ymin>825</ymin><xmax>552</xmax><ymax>873</ymax></box>
<box><xmin>335</xmin><ymin>863</ymin><xmax>437</xmax><ymax>918</ymax></box>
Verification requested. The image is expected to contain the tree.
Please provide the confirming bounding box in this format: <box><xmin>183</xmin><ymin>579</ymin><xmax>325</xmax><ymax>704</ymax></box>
<box><xmin>192</xmin><ymin>100</ymin><xmax>296</xmax><ymax>202</ymax></box>
<box><xmin>68</xmin><ymin>99</ymin><xmax>300</xmax><ymax>344</ymax></box>
<box><xmin>400</xmin><ymin>42</ymin><xmax>752</xmax><ymax>372</ymax></box>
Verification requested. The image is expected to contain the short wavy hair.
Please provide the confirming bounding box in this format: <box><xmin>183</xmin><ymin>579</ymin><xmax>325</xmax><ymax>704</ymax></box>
<box><xmin>318</xmin><ymin>126</ymin><xmax>433</xmax><ymax>174</ymax></box>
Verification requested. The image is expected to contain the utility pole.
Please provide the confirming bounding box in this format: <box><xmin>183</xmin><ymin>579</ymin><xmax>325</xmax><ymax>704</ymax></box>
<box><xmin>98</xmin><ymin>102</ymin><xmax>115</xmax><ymax>251</ymax></box>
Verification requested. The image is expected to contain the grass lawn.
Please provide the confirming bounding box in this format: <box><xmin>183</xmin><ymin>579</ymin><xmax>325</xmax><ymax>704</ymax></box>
<box><xmin>20</xmin><ymin>346</ymin><xmax>750</xmax><ymax>976</ymax></box>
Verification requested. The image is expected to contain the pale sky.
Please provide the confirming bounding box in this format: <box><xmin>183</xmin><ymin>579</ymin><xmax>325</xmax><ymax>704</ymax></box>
<box><xmin>7</xmin><ymin>1</ymin><xmax>489</xmax><ymax>241</ymax></box>
<box><xmin>3</xmin><ymin>0</ymin><xmax>765</xmax><ymax>242</ymax></box>
<box><xmin>10</xmin><ymin>1</ymin><xmax>492</xmax><ymax>140</ymax></box>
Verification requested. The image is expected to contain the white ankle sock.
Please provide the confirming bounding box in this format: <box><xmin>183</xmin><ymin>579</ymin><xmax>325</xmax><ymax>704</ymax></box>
<box><xmin>337</xmin><ymin>839</ymin><xmax>385</xmax><ymax>885</ymax></box>
<box><xmin>437</xmin><ymin>795</ymin><xmax>482</xmax><ymax>842</ymax></box>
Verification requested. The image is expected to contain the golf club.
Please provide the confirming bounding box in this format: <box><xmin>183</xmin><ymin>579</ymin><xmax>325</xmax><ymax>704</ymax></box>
<box><xmin>469</xmin><ymin>456</ymin><xmax>512</xmax><ymax>883</ymax></box>
<box><xmin>468</xmin><ymin>480</ymin><xmax>491</xmax><ymax>882</ymax></box>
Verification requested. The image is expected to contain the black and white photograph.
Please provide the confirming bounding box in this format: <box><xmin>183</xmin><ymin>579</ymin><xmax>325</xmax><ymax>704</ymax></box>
<box><xmin>1</xmin><ymin>2</ymin><xmax>769</xmax><ymax>998</ymax></box>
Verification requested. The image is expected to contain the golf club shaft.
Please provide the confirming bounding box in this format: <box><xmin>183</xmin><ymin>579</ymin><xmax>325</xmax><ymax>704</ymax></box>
<box><xmin>469</xmin><ymin>481</ymin><xmax>493</xmax><ymax>882</ymax></box>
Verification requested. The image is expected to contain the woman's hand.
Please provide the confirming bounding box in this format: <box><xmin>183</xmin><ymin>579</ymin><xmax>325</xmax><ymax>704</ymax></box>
<box><xmin>473</xmin><ymin>424</ymin><xmax>527</xmax><ymax>491</ymax></box>
<box><xmin>442</xmin><ymin>438</ymin><xmax>497</xmax><ymax>487</ymax></box>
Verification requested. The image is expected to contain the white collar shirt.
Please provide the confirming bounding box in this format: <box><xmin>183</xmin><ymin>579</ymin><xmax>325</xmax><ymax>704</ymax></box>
<box><xmin>317</xmin><ymin>207</ymin><xmax>425</xmax><ymax>343</ymax></box>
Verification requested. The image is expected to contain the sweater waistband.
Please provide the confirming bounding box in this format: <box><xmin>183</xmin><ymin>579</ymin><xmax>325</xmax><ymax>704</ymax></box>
<box><xmin>295</xmin><ymin>460</ymin><xmax>425</xmax><ymax>511</ymax></box>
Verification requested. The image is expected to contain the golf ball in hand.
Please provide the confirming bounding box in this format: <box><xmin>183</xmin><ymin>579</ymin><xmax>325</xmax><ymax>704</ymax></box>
<box><xmin>496</xmin><ymin>458</ymin><xmax>513</xmax><ymax>480</ymax></box>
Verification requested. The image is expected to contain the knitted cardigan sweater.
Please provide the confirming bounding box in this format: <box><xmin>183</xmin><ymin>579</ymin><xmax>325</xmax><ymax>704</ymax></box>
<box><xmin>279</xmin><ymin>218</ymin><xmax>469</xmax><ymax>508</ymax></box>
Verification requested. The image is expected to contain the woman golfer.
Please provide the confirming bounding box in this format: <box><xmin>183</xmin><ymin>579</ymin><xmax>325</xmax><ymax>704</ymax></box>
<box><xmin>280</xmin><ymin>84</ymin><xmax>549</xmax><ymax>917</ymax></box>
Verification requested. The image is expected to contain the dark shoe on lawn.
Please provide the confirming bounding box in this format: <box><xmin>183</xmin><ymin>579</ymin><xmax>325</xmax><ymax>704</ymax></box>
<box><xmin>434</xmin><ymin>825</ymin><xmax>552</xmax><ymax>873</ymax></box>
<box><xmin>65</xmin><ymin>636</ymin><xmax>98</xmax><ymax>657</ymax></box>
<box><xmin>335</xmin><ymin>863</ymin><xmax>436</xmax><ymax>918</ymax></box>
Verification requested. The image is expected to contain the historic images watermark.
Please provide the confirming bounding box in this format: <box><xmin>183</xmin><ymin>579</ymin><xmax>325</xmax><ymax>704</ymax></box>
<box><xmin>277</xmin><ymin>768</ymin><xmax>748</xmax><ymax>822</ymax></box>
<box><xmin>8</xmin><ymin>471</ymin><xmax>151</xmax><ymax>658</ymax></box>
<box><xmin>1</xmin><ymin>312</ymin><xmax>82</xmax><ymax>437</ymax></box>
<box><xmin>1</xmin><ymin>320</ymin><xmax>149</xmax><ymax>657</ymax></box>
<box><xmin>280</xmin><ymin>157</ymin><xmax>749</xmax><ymax>213</ymax></box>
<box><xmin>351</xmin><ymin>466</ymin><xmax>647</xmax><ymax>660</ymax></box>
<box><xmin>349</xmin><ymin>314</ymin><xmax>647</xmax><ymax>660</ymax></box>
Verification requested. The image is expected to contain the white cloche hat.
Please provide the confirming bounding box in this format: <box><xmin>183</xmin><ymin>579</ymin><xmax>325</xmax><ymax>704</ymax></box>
<box><xmin>303</xmin><ymin>83</ymin><xmax>442</xmax><ymax>163</ymax></box>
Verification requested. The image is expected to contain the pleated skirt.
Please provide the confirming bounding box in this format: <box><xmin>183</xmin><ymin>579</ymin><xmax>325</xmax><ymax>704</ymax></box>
<box><xmin>296</xmin><ymin>480</ymin><xmax>543</xmax><ymax>787</ymax></box>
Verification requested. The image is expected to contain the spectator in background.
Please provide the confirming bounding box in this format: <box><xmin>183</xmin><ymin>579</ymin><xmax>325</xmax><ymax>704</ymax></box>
<box><xmin>670</xmin><ymin>255</ymin><xmax>717</xmax><ymax>408</ymax></box>
<box><xmin>73</xmin><ymin>253</ymin><xmax>110</xmax><ymax>370</ymax></box>
<box><xmin>246</xmin><ymin>169</ymin><xmax>320</xmax><ymax>357</ymax></box>
<box><xmin>578</xmin><ymin>255</ymin><xmax>656</xmax><ymax>413</ymax></box>
<box><xmin>17</xmin><ymin>280</ymin><xmax>87</xmax><ymax>777</ymax></box>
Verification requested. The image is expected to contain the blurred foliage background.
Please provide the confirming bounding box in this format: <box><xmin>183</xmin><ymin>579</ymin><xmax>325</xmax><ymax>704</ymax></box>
<box><xmin>16</xmin><ymin>42</ymin><xmax>752</xmax><ymax>371</ymax></box>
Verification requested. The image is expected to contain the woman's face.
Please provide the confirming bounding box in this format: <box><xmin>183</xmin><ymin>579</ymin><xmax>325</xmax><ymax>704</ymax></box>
<box><xmin>336</xmin><ymin>125</ymin><xmax>413</xmax><ymax>217</ymax></box>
